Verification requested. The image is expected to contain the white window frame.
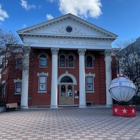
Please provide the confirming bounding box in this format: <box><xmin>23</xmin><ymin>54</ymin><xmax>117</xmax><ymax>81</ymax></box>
<box><xmin>39</xmin><ymin>55</ymin><xmax>47</xmax><ymax>67</ymax></box>
<box><xmin>14</xmin><ymin>79</ymin><xmax>22</xmax><ymax>95</ymax></box>
<box><xmin>68</xmin><ymin>55</ymin><xmax>74</xmax><ymax>67</ymax></box>
<box><xmin>67</xmin><ymin>53</ymin><xmax>76</xmax><ymax>68</ymax></box>
<box><xmin>85</xmin><ymin>73</ymin><xmax>95</xmax><ymax>93</ymax></box>
<box><xmin>37</xmin><ymin>72</ymin><xmax>48</xmax><ymax>93</ymax></box>
<box><xmin>59</xmin><ymin>55</ymin><xmax>66</xmax><ymax>67</ymax></box>
<box><xmin>85</xmin><ymin>53</ymin><xmax>95</xmax><ymax>69</ymax></box>
<box><xmin>38</xmin><ymin>53</ymin><xmax>48</xmax><ymax>68</ymax></box>
<box><xmin>59</xmin><ymin>52</ymin><xmax>67</xmax><ymax>68</ymax></box>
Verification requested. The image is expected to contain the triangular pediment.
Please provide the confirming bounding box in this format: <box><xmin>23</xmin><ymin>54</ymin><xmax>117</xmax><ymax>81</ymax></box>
<box><xmin>17</xmin><ymin>13</ymin><xmax>117</xmax><ymax>39</ymax></box>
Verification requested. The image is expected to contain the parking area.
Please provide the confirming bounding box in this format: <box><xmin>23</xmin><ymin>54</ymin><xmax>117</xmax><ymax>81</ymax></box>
<box><xmin>0</xmin><ymin>108</ymin><xmax>140</xmax><ymax>140</ymax></box>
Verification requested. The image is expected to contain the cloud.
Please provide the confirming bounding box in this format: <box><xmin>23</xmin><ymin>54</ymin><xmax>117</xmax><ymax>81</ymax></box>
<box><xmin>20</xmin><ymin>0</ymin><xmax>36</xmax><ymax>11</ymax></box>
<box><xmin>0</xmin><ymin>5</ymin><xmax>9</xmax><ymax>21</ymax></box>
<box><xmin>46</xmin><ymin>14</ymin><xmax>54</xmax><ymax>20</ymax></box>
<box><xmin>22</xmin><ymin>24</ymin><xmax>27</xmax><ymax>28</ymax></box>
<box><xmin>59</xmin><ymin>0</ymin><xmax>102</xmax><ymax>18</ymax></box>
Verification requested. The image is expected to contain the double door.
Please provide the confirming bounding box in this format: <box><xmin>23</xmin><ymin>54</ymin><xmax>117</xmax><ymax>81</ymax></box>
<box><xmin>59</xmin><ymin>84</ymin><xmax>74</xmax><ymax>105</ymax></box>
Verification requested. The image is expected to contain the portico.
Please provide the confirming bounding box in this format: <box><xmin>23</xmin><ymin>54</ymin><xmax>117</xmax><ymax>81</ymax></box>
<box><xmin>13</xmin><ymin>13</ymin><xmax>118</xmax><ymax>108</ymax></box>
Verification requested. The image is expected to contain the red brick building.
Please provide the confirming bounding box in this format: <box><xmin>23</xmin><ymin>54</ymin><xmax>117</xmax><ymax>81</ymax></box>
<box><xmin>1</xmin><ymin>14</ymin><xmax>117</xmax><ymax>108</ymax></box>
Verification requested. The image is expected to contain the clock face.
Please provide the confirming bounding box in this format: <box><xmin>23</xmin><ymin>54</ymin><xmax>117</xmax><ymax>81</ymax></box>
<box><xmin>66</xmin><ymin>26</ymin><xmax>72</xmax><ymax>33</ymax></box>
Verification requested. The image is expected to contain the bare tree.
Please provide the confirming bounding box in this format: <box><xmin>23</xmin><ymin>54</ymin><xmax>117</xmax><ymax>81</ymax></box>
<box><xmin>0</xmin><ymin>29</ymin><xmax>34</xmax><ymax>106</ymax></box>
<box><xmin>114</xmin><ymin>37</ymin><xmax>140</xmax><ymax>105</ymax></box>
<box><xmin>114</xmin><ymin>38</ymin><xmax>136</xmax><ymax>49</ymax></box>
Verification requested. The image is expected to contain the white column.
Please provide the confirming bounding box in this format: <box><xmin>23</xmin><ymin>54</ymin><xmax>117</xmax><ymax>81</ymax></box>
<box><xmin>78</xmin><ymin>49</ymin><xmax>86</xmax><ymax>108</ymax></box>
<box><xmin>50</xmin><ymin>48</ymin><xmax>59</xmax><ymax>108</ymax></box>
<box><xmin>105</xmin><ymin>49</ymin><xmax>112</xmax><ymax>107</ymax></box>
<box><xmin>21</xmin><ymin>47</ymin><xmax>30</xmax><ymax>109</ymax></box>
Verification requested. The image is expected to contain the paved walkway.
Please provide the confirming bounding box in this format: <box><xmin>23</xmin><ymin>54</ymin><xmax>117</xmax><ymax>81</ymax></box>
<box><xmin>0</xmin><ymin>108</ymin><xmax>140</xmax><ymax>140</ymax></box>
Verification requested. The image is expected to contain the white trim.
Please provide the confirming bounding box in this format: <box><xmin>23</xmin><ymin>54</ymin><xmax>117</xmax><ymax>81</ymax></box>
<box><xmin>14</xmin><ymin>78</ymin><xmax>22</xmax><ymax>83</ymax></box>
<box><xmin>38</xmin><ymin>52</ymin><xmax>49</xmax><ymax>59</ymax></box>
<box><xmin>17</xmin><ymin>13</ymin><xmax>118</xmax><ymax>38</ymax></box>
<box><xmin>85</xmin><ymin>53</ymin><xmax>95</xmax><ymax>68</ymax></box>
<box><xmin>58</xmin><ymin>71</ymin><xmax>77</xmax><ymax>85</ymax></box>
<box><xmin>37</xmin><ymin>91</ymin><xmax>47</xmax><ymax>93</ymax></box>
<box><xmin>37</xmin><ymin>72</ymin><xmax>48</xmax><ymax>93</ymax></box>
<box><xmin>67</xmin><ymin>53</ymin><xmax>76</xmax><ymax>68</ymax></box>
<box><xmin>38</xmin><ymin>52</ymin><xmax>48</xmax><ymax>68</ymax></box>
<box><xmin>59</xmin><ymin>53</ymin><xmax>66</xmax><ymax>67</ymax></box>
<box><xmin>67</xmin><ymin>52</ymin><xmax>76</xmax><ymax>59</ymax></box>
<box><xmin>85</xmin><ymin>53</ymin><xmax>95</xmax><ymax>60</ymax></box>
<box><xmin>68</xmin><ymin>56</ymin><xmax>74</xmax><ymax>68</ymax></box>
<box><xmin>37</xmin><ymin>72</ymin><xmax>48</xmax><ymax>76</ymax></box>
<box><xmin>85</xmin><ymin>73</ymin><xmax>95</xmax><ymax>93</ymax></box>
<box><xmin>58</xmin><ymin>52</ymin><xmax>67</xmax><ymax>59</ymax></box>
<box><xmin>85</xmin><ymin>73</ymin><xmax>95</xmax><ymax>77</ymax></box>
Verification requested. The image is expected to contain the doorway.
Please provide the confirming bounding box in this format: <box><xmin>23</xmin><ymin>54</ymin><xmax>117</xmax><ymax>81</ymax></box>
<box><xmin>59</xmin><ymin>76</ymin><xmax>74</xmax><ymax>105</ymax></box>
<box><xmin>59</xmin><ymin>84</ymin><xmax>74</xmax><ymax>105</ymax></box>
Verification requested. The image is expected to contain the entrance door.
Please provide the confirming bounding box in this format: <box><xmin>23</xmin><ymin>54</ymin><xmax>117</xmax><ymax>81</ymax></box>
<box><xmin>59</xmin><ymin>85</ymin><xmax>74</xmax><ymax>105</ymax></box>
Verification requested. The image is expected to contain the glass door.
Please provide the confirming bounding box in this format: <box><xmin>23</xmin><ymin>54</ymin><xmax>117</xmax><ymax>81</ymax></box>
<box><xmin>59</xmin><ymin>85</ymin><xmax>74</xmax><ymax>105</ymax></box>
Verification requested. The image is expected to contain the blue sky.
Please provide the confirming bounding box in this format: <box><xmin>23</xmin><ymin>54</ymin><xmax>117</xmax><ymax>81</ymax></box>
<box><xmin>0</xmin><ymin>0</ymin><xmax>139</xmax><ymax>47</ymax></box>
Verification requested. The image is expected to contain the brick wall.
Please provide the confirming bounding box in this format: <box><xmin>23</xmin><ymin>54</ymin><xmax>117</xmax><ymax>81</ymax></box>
<box><xmin>1</xmin><ymin>49</ymin><xmax>117</xmax><ymax>106</ymax></box>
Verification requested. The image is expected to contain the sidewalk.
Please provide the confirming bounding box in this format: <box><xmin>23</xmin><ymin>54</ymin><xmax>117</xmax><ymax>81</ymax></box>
<box><xmin>0</xmin><ymin>108</ymin><xmax>140</xmax><ymax>140</ymax></box>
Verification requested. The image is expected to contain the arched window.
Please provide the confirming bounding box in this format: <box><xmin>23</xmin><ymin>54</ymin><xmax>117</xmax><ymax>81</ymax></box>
<box><xmin>60</xmin><ymin>76</ymin><xmax>73</xmax><ymax>83</ymax></box>
<box><xmin>60</xmin><ymin>55</ymin><xmax>65</xmax><ymax>67</ymax></box>
<box><xmin>68</xmin><ymin>55</ymin><xmax>74</xmax><ymax>67</ymax></box>
<box><xmin>86</xmin><ymin>56</ymin><xmax>93</xmax><ymax>67</ymax></box>
<box><xmin>40</xmin><ymin>55</ymin><xmax>47</xmax><ymax>67</ymax></box>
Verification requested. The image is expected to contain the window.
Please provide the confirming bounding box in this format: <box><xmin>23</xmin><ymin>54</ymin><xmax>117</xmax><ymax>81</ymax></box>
<box><xmin>15</xmin><ymin>82</ymin><xmax>22</xmax><ymax>93</ymax></box>
<box><xmin>60</xmin><ymin>76</ymin><xmax>73</xmax><ymax>83</ymax></box>
<box><xmin>60</xmin><ymin>55</ymin><xmax>65</xmax><ymax>67</ymax></box>
<box><xmin>66</xmin><ymin>26</ymin><xmax>73</xmax><ymax>33</ymax></box>
<box><xmin>16</xmin><ymin>58</ymin><xmax>22</xmax><ymax>69</ymax></box>
<box><xmin>40</xmin><ymin>55</ymin><xmax>46</xmax><ymax>67</ymax></box>
<box><xmin>39</xmin><ymin>76</ymin><xmax>46</xmax><ymax>91</ymax></box>
<box><xmin>14</xmin><ymin>79</ymin><xmax>22</xmax><ymax>94</ymax></box>
<box><xmin>37</xmin><ymin>72</ymin><xmax>48</xmax><ymax>93</ymax></box>
<box><xmin>86</xmin><ymin>56</ymin><xmax>92</xmax><ymax>67</ymax></box>
<box><xmin>68</xmin><ymin>55</ymin><xmax>74</xmax><ymax>67</ymax></box>
<box><xmin>86</xmin><ymin>77</ymin><xmax>93</xmax><ymax>91</ymax></box>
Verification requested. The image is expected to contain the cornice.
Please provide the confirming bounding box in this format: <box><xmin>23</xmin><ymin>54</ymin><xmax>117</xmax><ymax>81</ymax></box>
<box><xmin>19</xmin><ymin>33</ymin><xmax>116</xmax><ymax>41</ymax></box>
